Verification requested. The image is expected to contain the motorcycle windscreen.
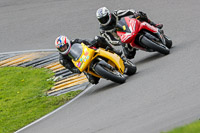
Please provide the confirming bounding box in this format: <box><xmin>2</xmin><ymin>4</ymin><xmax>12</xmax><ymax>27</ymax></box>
<box><xmin>116</xmin><ymin>17</ymin><xmax>134</xmax><ymax>43</ymax></box>
<box><xmin>68</xmin><ymin>43</ymin><xmax>83</xmax><ymax>61</ymax></box>
<box><xmin>117</xmin><ymin>18</ymin><xmax>131</xmax><ymax>33</ymax></box>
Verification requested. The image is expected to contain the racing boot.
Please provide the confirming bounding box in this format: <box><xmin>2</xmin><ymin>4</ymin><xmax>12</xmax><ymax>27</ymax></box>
<box><xmin>148</xmin><ymin>19</ymin><xmax>163</xmax><ymax>29</ymax></box>
<box><xmin>121</xmin><ymin>43</ymin><xmax>136</xmax><ymax>59</ymax></box>
<box><xmin>84</xmin><ymin>72</ymin><xmax>100</xmax><ymax>84</ymax></box>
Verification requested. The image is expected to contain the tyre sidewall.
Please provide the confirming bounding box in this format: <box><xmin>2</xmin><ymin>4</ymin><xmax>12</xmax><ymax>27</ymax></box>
<box><xmin>94</xmin><ymin>63</ymin><xmax>126</xmax><ymax>84</ymax></box>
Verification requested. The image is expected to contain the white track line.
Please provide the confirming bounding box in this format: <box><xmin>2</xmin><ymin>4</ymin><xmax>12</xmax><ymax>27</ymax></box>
<box><xmin>0</xmin><ymin>49</ymin><xmax>56</xmax><ymax>55</ymax></box>
<box><xmin>15</xmin><ymin>84</ymin><xmax>94</xmax><ymax>133</ymax></box>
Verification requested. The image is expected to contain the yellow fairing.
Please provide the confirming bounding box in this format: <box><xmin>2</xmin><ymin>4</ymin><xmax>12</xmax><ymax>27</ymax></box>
<box><xmin>94</xmin><ymin>48</ymin><xmax>125</xmax><ymax>73</ymax></box>
<box><xmin>72</xmin><ymin>43</ymin><xmax>95</xmax><ymax>72</ymax></box>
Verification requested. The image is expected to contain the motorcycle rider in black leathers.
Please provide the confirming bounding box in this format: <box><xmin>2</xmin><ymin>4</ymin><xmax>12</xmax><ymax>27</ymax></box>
<box><xmin>96</xmin><ymin>7</ymin><xmax>163</xmax><ymax>59</ymax></box>
<box><xmin>55</xmin><ymin>35</ymin><xmax>122</xmax><ymax>84</ymax></box>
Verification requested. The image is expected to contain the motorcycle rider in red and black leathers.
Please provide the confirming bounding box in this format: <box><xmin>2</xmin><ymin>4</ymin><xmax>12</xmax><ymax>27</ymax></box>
<box><xmin>55</xmin><ymin>35</ymin><xmax>122</xmax><ymax>84</ymax></box>
<box><xmin>96</xmin><ymin>7</ymin><xmax>163</xmax><ymax>59</ymax></box>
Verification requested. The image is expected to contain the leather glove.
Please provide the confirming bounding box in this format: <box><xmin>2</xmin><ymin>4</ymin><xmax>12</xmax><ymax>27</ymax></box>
<box><xmin>137</xmin><ymin>11</ymin><xmax>148</xmax><ymax>21</ymax></box>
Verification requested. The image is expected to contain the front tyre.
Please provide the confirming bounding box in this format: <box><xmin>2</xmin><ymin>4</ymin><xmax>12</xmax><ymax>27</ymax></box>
<box><xmin>94</xmin><ymin>63</ymin><xmax>126</xmax><ymax>84</ymax></box>
<box><xmin>140</xmin><ymin>35</ymin><xmax>170</xmax><ymax>55</ymax></box>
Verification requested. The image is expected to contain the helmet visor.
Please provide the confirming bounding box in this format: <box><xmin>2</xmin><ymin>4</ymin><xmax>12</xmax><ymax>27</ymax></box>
<box><xmin>58</xmin><ymin>44</ymin><xmax>68</xmax><ymax>52</ymax></box>
<box><xmin>98</xmin><ymin>15</ymin><xmax>110</xmax><ymax>24</ymax></box>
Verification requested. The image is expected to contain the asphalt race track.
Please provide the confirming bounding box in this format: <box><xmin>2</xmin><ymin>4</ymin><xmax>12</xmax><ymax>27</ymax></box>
<box><xmin>1</xmin><ymin>0</ymin><xmax>200</xmax><ymax>133</ymax></box>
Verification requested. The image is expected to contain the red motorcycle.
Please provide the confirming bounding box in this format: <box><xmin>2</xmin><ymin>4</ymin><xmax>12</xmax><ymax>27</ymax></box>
<box><xmin>116</xmin><ymin>17</ymin><xmax>172</xmax><ymax>57</ymax></box>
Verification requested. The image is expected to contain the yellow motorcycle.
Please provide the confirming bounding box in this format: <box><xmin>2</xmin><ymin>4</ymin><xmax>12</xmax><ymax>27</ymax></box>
<box><xmin>69</xmin><ymin>43</ymin><xmax>136</xmax><ymax>83</ymax></box>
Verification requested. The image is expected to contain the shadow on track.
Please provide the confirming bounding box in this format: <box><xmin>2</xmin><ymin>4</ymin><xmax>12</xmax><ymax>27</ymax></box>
<box><xmin>87</xmin><ymin>47</ymin><xmax>176</xmax><ymax>95</ymax></box>
<box><xmin>134</xmin><ymin>53</ymin><xmax>164</xmax><ymax>66</ymax></box>
<box><xmin>134</xmin><ymin>45</ymin><xmax>176</xmax><ymax>66</ymax></box>
<box><xmin>87</xmin><ymin>80</ymin><xmax>122</xmax><ymax>94</ymax></box>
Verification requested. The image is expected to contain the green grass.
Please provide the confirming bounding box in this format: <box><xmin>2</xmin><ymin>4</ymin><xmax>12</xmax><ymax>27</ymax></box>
<box><xmin>0</xmin><ymin>67</ymin><xmax>82</xmax><ymax>133</ymax></box>
<box><xmin>162</xmin><ymin>120</ymin><xmax>200</xmax><ymax>133</ymax></box>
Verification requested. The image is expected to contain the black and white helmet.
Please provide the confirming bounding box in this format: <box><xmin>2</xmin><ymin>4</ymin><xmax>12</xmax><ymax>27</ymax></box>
<box><xmin>96</xmin><ymin>7</ymin><xmax>112</xmax><ymax>26</ymax></box>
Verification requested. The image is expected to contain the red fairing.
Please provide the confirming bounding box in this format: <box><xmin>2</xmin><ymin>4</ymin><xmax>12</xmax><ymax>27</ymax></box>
<box><xmin>117</xmin><ymin>17</ymin><xmax>158</xmax><ymax>48</ymax></box>
<box><xmin>90</xmin><ymin>46</ymin><xmax>97</xmax><ymax>49</ymax></box>
<box><xmin>139</xmin><ymin>22</ymin><xmax>158</xmax><ymax>33</ymax></box>
<box><xmin>117</xmin><ymin>17</ymin><xmax>141</xmax><ymax>44</ymax></box>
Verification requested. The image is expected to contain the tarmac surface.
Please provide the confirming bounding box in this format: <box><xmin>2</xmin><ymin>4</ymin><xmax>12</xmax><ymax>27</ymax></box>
<box><xmin>1</xmin><ymin>0</ymin><xmax>200</xmax><ymax>133</ymax></box>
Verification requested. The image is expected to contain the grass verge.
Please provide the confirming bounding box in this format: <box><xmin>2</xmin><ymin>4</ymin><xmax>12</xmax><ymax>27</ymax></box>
<box><xmin>0</xmin><ymin>67</ymin><xmax>82</xmax><ymax>133</ymax></box>
<box><xmin>162</xmin><ymin>120</ymin><xmax>200</xmax><ymax>133</ymax></box>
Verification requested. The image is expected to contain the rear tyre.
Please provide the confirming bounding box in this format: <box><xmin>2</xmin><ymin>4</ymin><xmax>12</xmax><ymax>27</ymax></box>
<box><xmin>140</xmin><ymin>36</ymin><xmax>170</xmax><ymax>55</ymax></box>
<box><xmin>94</xmin><ymin>63</ymin><xmax>126</xmax><ymax>84</ymax></box>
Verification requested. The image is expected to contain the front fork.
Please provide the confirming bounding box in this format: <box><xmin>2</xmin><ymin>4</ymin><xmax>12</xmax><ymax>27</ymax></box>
<box><xmin>155</xmin><ymin>29</ymin><xmax>166</xmax><ymax>45</ymax></box>
<box><xmin>140</xmin><ymin>22</ymin><xmax>166</xmax><ymax>45</ymax></box>
<box><xmin>143</xmin><ymin>30</ymin><xmax>166</xmax><ymax>45</ymax></box>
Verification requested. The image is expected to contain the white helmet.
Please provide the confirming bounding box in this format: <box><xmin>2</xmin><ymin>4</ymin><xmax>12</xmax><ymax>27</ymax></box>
<box><xmin>55</xmin><ymin>35</ymin><xmax>71</xmax><ymax>55</ymax></box>
<box><xmin>96</xmin><ymin>7</ymin><xmax>112</xmax><ymax>26</ymax></box>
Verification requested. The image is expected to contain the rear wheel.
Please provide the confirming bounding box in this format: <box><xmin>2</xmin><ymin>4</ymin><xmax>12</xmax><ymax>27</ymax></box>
<box><xmin>140</xmin><ymin>35</ymin><xmax>170</xmax><ymax>55</ymax></box>
<box><xmin>94</xmin><ymin>63</ymin><xmax>126</xmax><ymax>84</ymax></box>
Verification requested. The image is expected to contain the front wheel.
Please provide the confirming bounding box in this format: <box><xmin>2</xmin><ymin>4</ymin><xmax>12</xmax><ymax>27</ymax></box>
<box><xmin>140</xmin><ymin>35</ymin><xmax>170</xmax><ymax>55</ymax></box>
<box><xmin>94</xmin><ymin>63</ymin><xmax>126</xmax><ymax>84</ymax></box>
